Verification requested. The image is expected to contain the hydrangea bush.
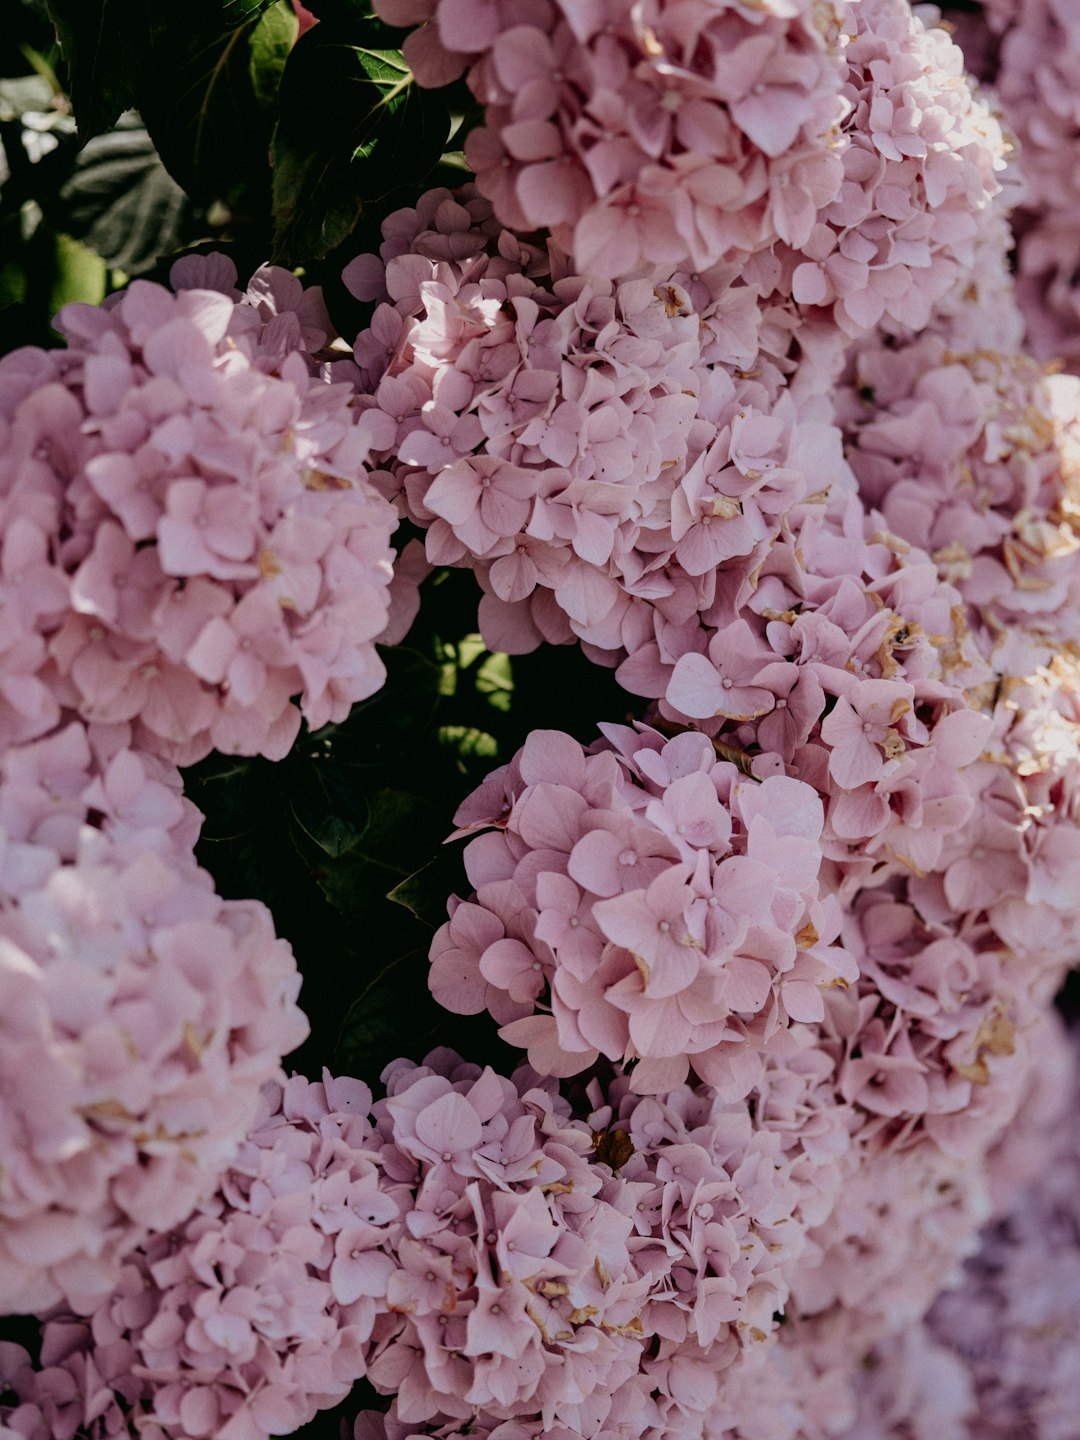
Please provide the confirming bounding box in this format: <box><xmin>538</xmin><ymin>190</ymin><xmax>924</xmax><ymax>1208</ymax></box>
<box><xmin>1</xmin><ymin>0</ymin><xmax>1080</xmax><ymax>1438</ymax></box>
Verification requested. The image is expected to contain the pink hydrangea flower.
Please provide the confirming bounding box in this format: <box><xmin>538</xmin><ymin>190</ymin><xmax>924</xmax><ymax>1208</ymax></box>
<box><xmin>433</xmin><ymin>726</ymin><xmax>857</xmax><ymax>1095</ymax></box>
<box><xmin>970</xmin><ymin>0</ymin><xmax>1080</xmax><ymax>370</ymax></box>
<box><xmin>0</xmin><ymin>256</ymin><xmax>400</xmax><ymax>766</ymax></box>
<box><xmin>771</xmin><ymin>0</ymin><xmax>1009</xmax><ymax>341</ymax></box>
<box><xmin>374</xmin><ymin>0</ymin><xmax>856</xmax><ymax>278</ymax></box>
<box><xmin>348</xmin><ymin>185</ymin><xmax>849</xmax><ymax>673</ymax></box>
<box><xmin>0</xmin><ymin>1047</ymin><xmax>833</xmax><ymax>1440</ymax></box>
<box><xmin>840</xmin><ymin>1016</ymin><xmax>1080</xmax><ymax>1440</ymax></box>
<box><xmin>0</xmin><ymin>723</ymin><xmax>308</xmax><ymax>1318</ymax></box>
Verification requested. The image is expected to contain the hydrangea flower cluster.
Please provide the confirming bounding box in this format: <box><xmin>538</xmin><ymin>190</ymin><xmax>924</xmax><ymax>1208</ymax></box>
<box><xmin>838</xmin><ymin>1015</ymin><xmax>1080</xmax><ymax>1440</ymax></box>
<box><xmin>349</xmin><ymin>188</ymin><xmax>1009</xmax><ymax>920</ymax></box>
<box><xmin>374</xmin><ymin>0</ymin><xmax>1006</xmax><ymax>344</ymax></box>
<box><xmin>766</xmin><ymin>0</ymin><xmax>1008</xmax><ymax>340</ymax></box>
<box><xmin>432</xmin><ymin>726</ymin><xmax>857</xmax><ymax>1094</ymax></box>
<box><xmin>839</xmin><ymin>333</ymin><xmax>1080</xmax><ymax>978</ymax></box>
<box><xmin>961</xmin><ymin>0</ymin><xmax>1080</xmax><ymax>369</ymax></box>
<box><xmin>0</xmin><ymin>1049</ymin><xmax>847</xmax><ymax>1440</ymax></box>
<box><xmin>348</xmin><ymin>184</ymin><xmax>838</xmax><ymax>665</ymax></box>
<box><xmin>0</xmin><ymin>721</ymin><xmax>308</xmax><ymax>1319</ymax></box>
<box><xmin>842</xmin><ymin>336</ymin><xmax>1080</xmax><ymax>667</ymax></box>
<box><xmin>376</xmin><ymin>0</ymin><xmax>855</xmax><ymax>279</ymax></box>
<box><xmin>3</xmin><ymin>0</ymin><xmax>1080</xmax><ymax>1436</ymax></box>
<box><xmin>0</xmin><ymin>255</ymin><xmax>399</xmax><ymax>766</ymax></box>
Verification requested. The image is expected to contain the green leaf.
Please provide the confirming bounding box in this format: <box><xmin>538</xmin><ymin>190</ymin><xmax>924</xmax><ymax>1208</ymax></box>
<box><xmin>135</xmin><ymin>15</ymin><xmax>274</xmax><ymax>210</ymax></box>
<box><xmin>288</xmin><ymin>737</ymin><xmax>371</xmax><ymax>859</ymax></box>
<box><xmin>270</xmin><ymin>14</ymin><xmax>451</xmax><ymax>263</ymax></box>
<box><xmin>312</xmin><ymin>789</ymin><xmax>435</xmax><ymax>917</ymax></box>
<box><xmin>48</xmin><ymin>229</ymin><xmax>105</xmax><ymax>309</ymax></box>
<box><xmin>475</xmin><ymin>650</ymin><xmax>514</xmax><ymax>712</ymax></box>
<box><xmin>329</xmin><ymin>646</ymin><xmax>442</xmax><ymax>770</ymax></box>
<box><xmin>249</xmin><ymin>0</ymin><xmax>298</xmax><ymax>110</ymax></box>
<box><xmin>387</xmin><ymin>849</ymin><xmax>466</xmax><ymax>929</ymax></box>
<box><xmin>56</xmin><ymin>115</ymin><xmax>200</xmax><ymax>274</ymax></box>
<box><xmin>222</xmin><ymin>0</ymin><xmax>277</xmax><ymax>25</ymax></box>
<box><xmin>47</xmin><ymin>1</ymin><xmax>285</xmax><ymax>209</ymax></box>
<box><xmin>44</xmin><ymin>0</ymin><xmax>139</xmax><ymax>139</ymax></box>
<box><xmin>437</xmin><ymin>724</ymin><xmax>499</xmax><ymax>762</ymax></box>
<box><xmin>335</xmin><ymin>948</ymin><xmax>447</xmax><ymax>1078</ymax></box>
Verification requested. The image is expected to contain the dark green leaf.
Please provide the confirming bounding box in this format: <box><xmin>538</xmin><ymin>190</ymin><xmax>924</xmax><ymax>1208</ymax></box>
<box><xmin>222</xmin><ymin>0</ymin><xmax>277</xmax><ymax>25</ymax></box>
<box><xmin>135</xmin><ymin>16</ymin><xmax>272</xmax><ymax>210</ymax></box>
<box><xmin>44</xmin><ymin>0</ymin><xmax>139</xmax><ymax>139</ymax></box>
<box><xmin>329</xmin><ymin>646</ymin><xmax>442</xmax><ymax>769</ymax></box>
<box><xmin>387</xmin><ymin>848</ymin><xmax>466</xmax><ymax>929</ymax></box>
<box><xmin>47</xmin><ymin>1</ymin><xmax>286</xmax><ymax>213</ymax></box>
<box><xmin>56</xmin><ymin>116</ymin><xmax>199</xmax><ymax>273</ymax></box>
<box><xmin>335</xmin><ymin>948</ymin><xmax>447</xmax><ymax>1078</ymax></box>
<box><xmin>289</xmin><ymin>744</ymin><xmax>371</xmax><ymax>859</ymax></box>
<box><xmin>270</xmin><ymin>13</ymin><xmax>451</xmax><ymax>263</ymax></box>
<box><xmin>312</xmin><ymin>788</ymin><xmax>435</xmax><ymax>916</ymax></box>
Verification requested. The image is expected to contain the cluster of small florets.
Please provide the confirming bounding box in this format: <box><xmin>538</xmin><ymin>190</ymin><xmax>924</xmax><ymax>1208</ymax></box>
<box><xmin>432</xmin><ymin>726</ymin><xmax>857</xmax><ymax>1094</ymax></box>
<box><xmin>0</xmin><ymin>255</ymin><xmax>399</xmax><ymax>766</ymax></box>
<box><xmin>2</xmin><ymin>3</ymin><xmax>1079</xmax><ymax>1438</ymax></box>
<box><xmin>0</xmin><ymin>1069</ymin><xmax>380</xmax><ymax>1440</ymax></box>
<box><xmin>373</xmin><ymin>0</ymin><xmax>1006</xmax><ymax>344</ymax></box>
<box><xmin>351</xmin><ymin>190</ymin><xmax>1010</xmax><ymax>916</ymax></box>
<box><xmin>0</xmin><ymin>1050</ymin><xmax>846</xmax><ymax>1440</ymax></box>
<box><xmin>349</xmin><ymin>185</ymin><xmax>835</xmax><ymax>666</ymax></box>
<box><xmin>958</xmin><ymin>0</ymin><xmax>1080</xmax><ymax>368</ymax></box>
<box><xmin>835</xmin><ymin>1015</ymin><xmax>1080</xmax><ymax>1440</ymax></box>
<box><xmin>374</xmin><ymin>0</ymin><xmax>857</xmax><ymax>279</ymax></box>
<box><xmin>842</xmin><ymin>336</ymin><xmax>1080</xmax><ymax>664</ymax></box>
<box><xmin>0</xmin><ymin>721</ymin><xmax>308</xmax><ymax>1320</ymax></box>
<box><xmin>768</xmin><ymin>0</ymin><xmax>1008</xmax><ymax>339</ymax></box>
<box><xmin>839</xmin><ymin>331</ymin><xmax>1080</xmax><ymax>980</ymax></box>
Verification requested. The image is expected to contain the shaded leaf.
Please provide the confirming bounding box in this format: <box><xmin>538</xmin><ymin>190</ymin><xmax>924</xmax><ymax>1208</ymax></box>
<box><xmin>45</xmin><ymin>0</ymin><xmax>139</xmax><ymax>139</ymax></box>
<box><xmin>313</xmin><ymin>789</ymin><xmax>434</xmax><ymax>916</ymax></box>
<box><xmin>136</xmin><ymin>15</ymin><xmax>273</xmax><ymax>209</ymax></box>
<box><xmin>222</xmin><ymin>0</ymin><xmax>277</xmax><ymax>24</ymax></box>
<box><xmin>288</xmin><ymin>737</ymin><xmax>371</xmax><ymax>859</ymax></box>
<box><xmin>270</xmin><ymin>13</ymin><xmax>450</xmax><ymax>263</ymax></box>
<box><xmin>327</xmin><ymin>646</ymin><xmax>441</xmax><ymax>770</ymax></box>
<box><xmin>0</xmin><ymin>74</ymin><xmax>56</xmax><ymax>118</ymax></box>
<box><xmin>335</xmin><ymin>948</ymin><xmax>447</xmax><ymax>1079</ymax></box>
<box><xmin>387</xmin><ymin>847</ymin><xmax>467</xmax><ymax>929</ymax></box>
<box><xmin>57</xmin><ymin>115</ymin><xmax>198</xmax><ymax>273</ymax></box>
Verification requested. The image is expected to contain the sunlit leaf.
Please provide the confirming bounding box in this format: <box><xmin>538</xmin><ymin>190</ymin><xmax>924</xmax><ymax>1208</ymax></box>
<box><xmin>248</xmin><ymin>0</ymin><xmax>298</xmax><ymax>110</ymax></box>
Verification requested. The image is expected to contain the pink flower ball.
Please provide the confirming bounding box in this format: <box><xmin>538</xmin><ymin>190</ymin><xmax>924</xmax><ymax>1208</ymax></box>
<box><xmin>0</xmin><ymin>1042</ymin><xmax>850</xmax><ymax>1440</ymax></box>
<box><xmin>375</xmin><ymin>0</ymin><xmax>855</xmax><ymax>279</ymax></box>
<box><xmin>432</xmin><ymin>726</ymin><xmax>857</xmax><ymax>1095</ymax></box>
<box><xmin>0</xmin><ymin>722</ymin><xmax>308</xmax><ymax>1318</ymax></box>
<box><xmin>374</xmin><ymin>0</ymin><xmax>1007</xmax><ymax>351</ymax></box>
<box><xmin>0</xmin><ymin>256</ymin><xmax>400</xmax><ymax>766</ymax></box>
<box><xmin>974</xmin><ymin>0</ymin><xmax>1080</xmax><ymax>370</ymax></box>
<box><xmin>348</xmin><ymin>184</ymin><xmax>847</xmax><ymax>667</ymax></box>
<box><xmin>841</xmin><ymin>334</ymin><xmax>1080</xmax><ymax>987</ymax></box>
<box><xmin>843</xmin><ymin>337</ymin><xmax>1080</xmax><ymax>663</ymax></box>
<box><xmin>841</xmin><ymin>1017</ymin><xmax>1080</xmax><ymax>1440</ymax></box>
<box><xmin>772</xmin><ymin>0</ymin><xmax>1008</xmax><ymax>340</ymax></box>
